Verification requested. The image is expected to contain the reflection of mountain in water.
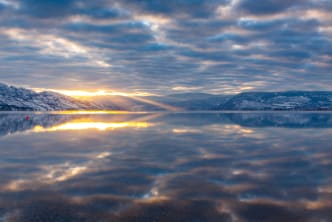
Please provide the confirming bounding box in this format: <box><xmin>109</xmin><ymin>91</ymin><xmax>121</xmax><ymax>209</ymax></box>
<box><xmin>157</xmin><ymin>112</ymin><xmax>332</xmax><ymax>128</ymax></box>
<box><xmin>0</xmin><ymin>113</ymin><xmax>155</xmax><ymax>136</ymax></box>
<box><xmin>1</xmin><ymin>112</ymin><xmax>332</xmax><ymax>137</ymax></box>
<box><xmin>0</xmin><ymin>114</ymin><xmax>75</xmax><ymax>136</ymax></box>
<box><xmin>227</xmin><ymin>112</ymin><xmax>332</xmax><ymax>128</ymax></box>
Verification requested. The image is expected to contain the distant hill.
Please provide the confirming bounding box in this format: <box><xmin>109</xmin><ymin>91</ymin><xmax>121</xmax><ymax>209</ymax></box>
<box><xmin>153</xmin><ymin>93</ymin><xmax>231</xmax><ymax>111</ymax></box>
<box><xmin>217</xmin><ymin>91</ymin><xmax>332</xmax><ymax>110</ymax></box>
<box><xmin>1</xmin><ymin>83</ymin><xmax>332</xmax><ymax>111</ymax></box>
<box><xmin>85</xmin><ymin>91</ymin><xmax>332</xmax><ymax>111</ymax></box>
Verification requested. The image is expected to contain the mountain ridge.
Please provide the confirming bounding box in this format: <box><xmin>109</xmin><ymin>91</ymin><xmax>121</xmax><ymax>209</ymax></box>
<box><xmin>0</xmin><ymin>83</ymin><xmax>101</xmax><ymax>111</ymax></box>
<box><xmin>218</xmin><ymin>91</ymin><xmax>332</xmax><ymax>110</ymax></box>
<box><xmin>1</xmin><ymin>83</ymin><xmax>332</xmax><ymax>111</ymax></box>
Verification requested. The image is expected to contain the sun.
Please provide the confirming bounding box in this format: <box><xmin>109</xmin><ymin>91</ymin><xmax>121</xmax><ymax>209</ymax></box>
<box><xmin>32</xmin><ymin>87</ymin><xmax>181</xmax><ymax>111</ymax></box>
<box><xmin>54</xmin><ymin>89</ymin><xmax>116</xmax><ymax>98</ymax></box>
<box><xmin>32</xmin><ymin>88</ymin><xmax>153</xmax><ymax>98</ymax></box>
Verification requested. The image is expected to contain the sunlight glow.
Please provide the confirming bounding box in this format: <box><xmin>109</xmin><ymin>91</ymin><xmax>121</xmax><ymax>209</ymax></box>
<box><xmin>58</xmin><ymin>89</ymin><xmax>153</xmax><ymax>97</ymax></box>
<box><xmin>50</xmin><ymin>110</ymin><xmax>133</xmax><ymax>115</ymax></box>
<box><xmin>128</xmin><ymin>96</ymin><xmax>182</xmax><ymax>111</ymax></box>
<box><xmin>31</xmin><ymin>88</ymin><xmax>181</xmax><ymax>111</ymax></box>
<box><xmin>34</xmin><ymin>88</ymin><xmax>154</xmax><ymax>98</ymax></box>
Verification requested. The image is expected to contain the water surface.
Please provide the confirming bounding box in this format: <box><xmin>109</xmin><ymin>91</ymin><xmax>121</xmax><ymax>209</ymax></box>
<box><xmin>0</xmin><ymin>112</ymin><xmax>332</xmax><ymax>221</ymax></box>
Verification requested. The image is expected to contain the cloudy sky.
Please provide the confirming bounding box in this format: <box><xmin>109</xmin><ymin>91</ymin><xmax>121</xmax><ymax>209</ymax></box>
<box><xmin>0</xmin><ymin>0</ymin><xmax>331</xmax><ymax>95</ymax></box>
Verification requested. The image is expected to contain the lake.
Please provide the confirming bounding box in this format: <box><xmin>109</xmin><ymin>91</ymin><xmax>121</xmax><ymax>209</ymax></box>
<box><xmin>0</xmin><ymin>112</ymin><xmax>332</xmax><ymax>221</ymax></box>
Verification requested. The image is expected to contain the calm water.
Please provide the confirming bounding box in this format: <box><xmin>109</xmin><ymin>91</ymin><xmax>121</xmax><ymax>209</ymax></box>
<box><xmin>0</xmin><ymin>112</ymin><xmax>332</xmax><ymax>222</ymax></box>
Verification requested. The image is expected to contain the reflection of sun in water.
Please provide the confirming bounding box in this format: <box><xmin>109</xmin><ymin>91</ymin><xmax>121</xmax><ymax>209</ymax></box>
<box><xmin>33</xmin><ymin>121</ymin><xmax>151</xmax><ymax>132</ymax></box>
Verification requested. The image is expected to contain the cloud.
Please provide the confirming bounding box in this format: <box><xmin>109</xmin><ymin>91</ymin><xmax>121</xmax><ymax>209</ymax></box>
<box><xmin>172</xmin><ymin>86</ymin><xmax>203</xmax><ymax>91</ymax></box>
<box><xmin>1</xmin><ymin>28</ymin><xmax>111</xmax><ymax>68</ymax></box>
<box><xmin>117</xmin><ymin>0</ymin><xmax>229</xmax><ymax>18</ymax></box>
<box><xmin>0</xmin><ymin>0</ymin><xmax>19</xmax><ymax>9</ymax></box>
<box><xmin>19</xmin><ymin>0</ymin><xmax>76</xmax><ymax>18</ymax></box>
<box><xmin>0</xmin><ymin>0</ymin><xmax>331</xmax><ymax>93</ymax></box>
<box><xmin>236</xmin><ymin>0</ymin><xmax>308</xmax><ymax>15</ymax></box>
<box><xmin>77</xmin><ymin>7</ymin><xmax>130</xmax><ymax>19</ymax></box>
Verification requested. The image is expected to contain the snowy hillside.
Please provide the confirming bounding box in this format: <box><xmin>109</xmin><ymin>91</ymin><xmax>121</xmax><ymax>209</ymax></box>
<box><xmin>0</xmin><ymin>83</ymin><xmax>100</xmax><ymax>111</ymax></box>
<box><xmin>218</xmin><ymin>91</ymin><xmax>332</xmax><ymax>110</ymax></box>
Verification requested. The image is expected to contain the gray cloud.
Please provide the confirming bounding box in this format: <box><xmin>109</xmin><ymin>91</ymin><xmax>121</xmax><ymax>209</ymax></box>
<box><xmin>236</xmin><ymin>0</ymin><xmax>308</xmax><ymax>15</ymax></box>
<box><xmin>0</xmin><ymin>0</ymin><xmax>331</xmax><ymax>94</ymax></box>
<box><xmin>117</xmin><ymin>0</ymin><xmax>229</xmax><ymax>18</ymax></box>
<box><xmin>19</xmin><ymin>0</ymin><xmax>77</xmax><ymax>18</ymax></box>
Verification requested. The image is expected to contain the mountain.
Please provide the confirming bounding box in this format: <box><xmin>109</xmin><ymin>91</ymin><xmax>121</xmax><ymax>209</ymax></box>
<box><xmin>1</xmin><ymin>82</ymin><xmax>332</xmax><ymax>111</ymax></box>
<box><xmin>0</xmin><ymin>83</ymin><xmax>100</xmax><ymax>111</ymax></box>
<box><xmin>217</xmin><ymin>91</ymin><xmax>332</xmax><ymax>110</ymax></box>
<box><xmin>89</xmin><ymin>92</ymin><xmax>332</xmax><ymax>111</ymax></box>
<box><xmin>83</xmin><ymin>95</ymin><xmax>165</xmax><ymax>111</ymax></box>
<box><xmin>83</xmin><ymin>93</ymin><xmax>232</xmax><ymax>111</ymax></box>
<box><xmin>152</xmin><ymin>93</ymin><xmax>232</xmax><ymax>111</ymax></box>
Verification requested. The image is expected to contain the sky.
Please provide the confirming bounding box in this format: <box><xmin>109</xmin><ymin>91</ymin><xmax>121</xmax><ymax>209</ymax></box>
<box><xmin>0</xmin><ymin>0</ymin><xmax>331</xmax><ymax>95</ymax></box>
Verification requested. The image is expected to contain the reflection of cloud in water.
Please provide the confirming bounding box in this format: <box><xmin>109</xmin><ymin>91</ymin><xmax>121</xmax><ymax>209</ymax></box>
<box><xmin>202</xmin><ymin>124</ymin><xmax>263</xmax><ymax>138</ymax></box>
<box><xmin>0</xmin><ymin>113</ymin><xmax>332</xmax><ymax>221</ymax></box>
<box><xmin>172</xmin><ymin>128</ymin><xmax>202</xmax><ymax>134</ymax></box>
<box><xmin>4</xmin><ymin>151</ymin><xmax>112</xmax><ymax>191</ymax></box>
<box><xmin>140</xmin><ymin>174</ymin><xmax>170</xmax><ymax>203</ymax></box>
<box><xmin>171</xmin><ymin>124</ymin><xmax>263</xmax><ymax>139</ymax></box>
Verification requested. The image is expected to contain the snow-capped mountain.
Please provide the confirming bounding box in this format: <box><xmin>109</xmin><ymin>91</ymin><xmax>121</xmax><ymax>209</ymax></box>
<box><xmin>1</xmin><ymin>82</ymin><xmax>332</xmax><ymax>111</ymax></box>
<box><xmin>0</xmin><ymin>83</ymin><xmax>100</xmax><ymax>111</ymax></box>
<box><xmin>153</xmin><ymin>93</ymin><xmax>232</xmax><ymax>111</ymax></box>
<box><xmin>102</xmin><ymin>91</ymin><xmax>332</xmax><ymax>111</ymax></box>
<box><xmin>218</xmin><ymin>91</ymin><xmax>332</xmax><ymax>110</ymax></box>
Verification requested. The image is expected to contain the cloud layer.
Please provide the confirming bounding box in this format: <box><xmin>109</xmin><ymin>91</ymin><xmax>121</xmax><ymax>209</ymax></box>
<box><xmin>0</xmin><ymin>0</ymin><xmax>331</xmax><ymax>94</ymax></box>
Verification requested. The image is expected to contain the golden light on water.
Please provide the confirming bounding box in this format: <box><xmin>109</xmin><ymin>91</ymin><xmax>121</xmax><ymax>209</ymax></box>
<box><xmin>33</xmin><ymin>121</ymin><xmax>151</xmax><ymax>132</ymax></box>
